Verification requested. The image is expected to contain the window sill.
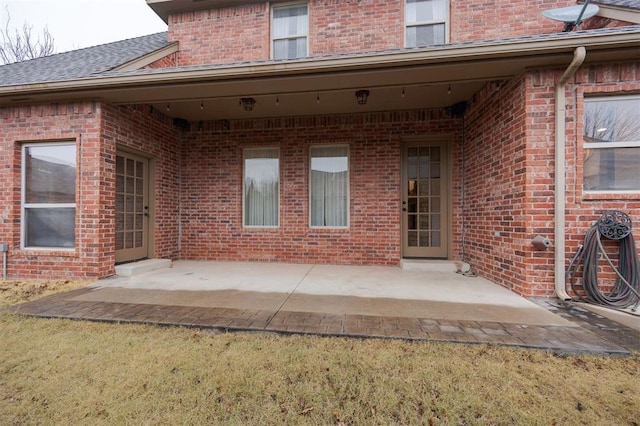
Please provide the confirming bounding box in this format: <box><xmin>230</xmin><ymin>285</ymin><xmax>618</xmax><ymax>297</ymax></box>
<box><xmin>582</xmin><ymin>192</ymin><xmax>640</xmax><ymax>201</ymax></box>
<box><xmin>17</xmin><ymin>248</ymin><xmax>78</xmax><ymax>257</ymax></box>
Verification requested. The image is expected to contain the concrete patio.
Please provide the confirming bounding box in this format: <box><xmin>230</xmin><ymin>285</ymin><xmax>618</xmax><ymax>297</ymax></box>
<box><xmin>10</xmin><ymin>260</ymin><xmax>640</xmax><ymax>356</ymax></box>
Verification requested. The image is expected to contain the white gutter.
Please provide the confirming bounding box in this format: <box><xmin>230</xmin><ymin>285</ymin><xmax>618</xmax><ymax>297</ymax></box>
<box><xmin>555</xmin><ymin>46</ymin><xmax>586</xmax><ymax>300</ymax></box>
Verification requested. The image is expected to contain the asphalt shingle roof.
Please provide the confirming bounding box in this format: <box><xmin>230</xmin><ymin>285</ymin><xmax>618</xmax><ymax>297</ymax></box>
<box><xmin>0</xmin><ymin>32</ymin><xmax>170</xmax><ymax>86</ymax></box>
<box><xmin>591</xmin><ymin>0</ymin><xmax>640</xmax><ymax>10</ymax></box>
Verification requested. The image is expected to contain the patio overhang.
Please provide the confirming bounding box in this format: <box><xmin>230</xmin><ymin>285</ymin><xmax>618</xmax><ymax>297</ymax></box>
<box><xmin>1</xmin><ymin>28</ymin><xmax>639</xmax><ymax>121</ymax></box>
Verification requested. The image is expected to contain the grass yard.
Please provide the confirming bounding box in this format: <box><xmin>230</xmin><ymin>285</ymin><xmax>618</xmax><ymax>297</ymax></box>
<box><xmin>1</xmin><ymin>280</ymin><xmax>639</xmax><ymax>425</ymax></box>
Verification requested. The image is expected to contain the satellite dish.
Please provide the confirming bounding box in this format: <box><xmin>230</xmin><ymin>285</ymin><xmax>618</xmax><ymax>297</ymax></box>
<box><xmin>542</xmin><ymin>3</ymin><xmax>599</xmax><ymax>31</ymax></box>
<box><xmin>542</xmin><ymin>4</ymin><xmax>599</xmax><ymax>23</ymax></box>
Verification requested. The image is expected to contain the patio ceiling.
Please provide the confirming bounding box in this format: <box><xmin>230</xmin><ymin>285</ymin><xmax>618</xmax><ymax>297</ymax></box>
<box><xmin>1</xmin><ymin>28</ymin><xmax>639</xmax><ymax>122</ymax></box>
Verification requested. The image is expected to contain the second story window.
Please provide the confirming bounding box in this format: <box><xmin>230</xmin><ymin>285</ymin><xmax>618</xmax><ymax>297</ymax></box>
<box><xmin>405</xmin><ymin>0</ymin><xmax>447</xmax><ymax>47</ymax></box>
<box><xmin>272</xmin><ymin>3</ymin><xmax>308</xmax><ymax>60</ymax></box>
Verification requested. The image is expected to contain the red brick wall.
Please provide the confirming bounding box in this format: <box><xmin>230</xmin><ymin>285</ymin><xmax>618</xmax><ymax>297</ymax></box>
<box><xmin>516</xmin><ymin>62</ymin><xmax>640</xmax><ymax>297</ymax></box>
<box><xmin>311</xmin><ymin>0</ymin><xmax>402</xmax><ymax>55</ymax></box>
<box><xmin>165</xmin><ymin>0</ymin><xmax>635</xmax><ymax>66</ymax></box>
<box><xmin>451</xmin><ymin>0</ymin><xmax>576</xmax><ymax>42</ymax></box>
<box><xmin>462</xmin><ymin>78</ymin><xmax>529</xmax><ymax>294</ymax></box>
<box><xmin>100</xmin><ymin>104</ymin><xmax>181</xmax><ymax>262</ymax></box>
<box><xmin>0</xmin><ymin>102</ymin><xmax>179</xmax><ymax>279</ymax></box>
<box><xmin>143</xmin><ymin>52</ymin><xmax>178</xmax><ymax>69</ymax></box>
<box><xmin>461</xmin><ymin>61</ymin><xmax>640</xmax><ymax>298</ymax></box>
<box><xmin>0</xmin><ymin>102</ymin><xmax>110</xmax><ymax>278</ymax></box>
<box><xmin>178</xmin><ymin>111</ymin><xmax>462</xmax><ymax>265</ymax></box>
<box><xmin>168</xmin><ymin>3</ymin><xmax>270</xmax><ymax>66</ymax></box>
<box><xmin>564</xmin><ymin>62</ymin><xmax>640</xmax><ymax>295</ymax></box>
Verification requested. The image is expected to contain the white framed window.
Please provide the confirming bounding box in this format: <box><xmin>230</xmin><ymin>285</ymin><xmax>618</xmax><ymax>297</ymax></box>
<box><xmin>243</xmin><ymin>148</ymin><xmax>280</xmax><ymax>227</ymax></box>
<box><xmin>271</xmin><ymin>3</ymin><xmax>308</xmax><ymax>60</ymax></box>
<box><xmin>310</xmin><ymin>145</ymin><xmax>349</xmax><ymax>228</ymax></box>
<box><xmin>405</xmin><ymin>0</ymin><xmax>448</xmax><ymax>47</ymax></box>
<box><xmin>583</xmin><ymin>95</ymin><xmax>640</xmax><ymax>192</ymax></box>
<box><xmin>21</xmin><ymin>142</ymin><xmax>77</xmax><ymax>249</ymax></box>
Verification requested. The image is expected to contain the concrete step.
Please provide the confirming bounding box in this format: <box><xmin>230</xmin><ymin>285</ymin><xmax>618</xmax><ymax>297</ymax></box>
<box><xmin>115</xmin><ymin>258</ymin><xmax>172</xmax><ymax>277</ymax></box>
<box><xmin>400</xmin><ymin>259</ymin><xmax>470</xmax><ymax>273</ymax></box>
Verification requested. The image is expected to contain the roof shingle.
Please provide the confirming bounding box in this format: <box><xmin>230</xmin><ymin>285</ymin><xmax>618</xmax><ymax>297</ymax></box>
<box><xmin>0</xmin><ymin>32</ymin><xmax>169</xmax><ymax>86</ymax></box>
<box><xmin>591</xmin><ymin>0</ymin><xmax>640</xmax><ymax>11</ymax></box>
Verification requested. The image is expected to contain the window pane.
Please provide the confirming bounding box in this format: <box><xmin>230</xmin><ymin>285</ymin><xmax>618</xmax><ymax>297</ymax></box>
<box><xmin>25</xmin><ymin>144</ymin><xmax>76</xmax><ymax>203</ymax></box>
<box><xmin>25</xmin><ymin>208</ymin><xmax>75</xmax><ymax>248</ymax></box>
<box><xmin>583</xmin><ymin>96</ymin><xmax>640</xmax><ymax>191</ymax></box>
<box><xmin>583</xmin><ymin>147</ymin><xmax>640</xmax><ymax>191</ymax></box>
<box><xmin>584</xmin><ymin>97</ymin><xmax>640</xmax><ymax>144</ymax></box>
<box><xmin>273</xmin><ymin>4</ymin><xmax>308</xmax><ymax>60</ymax></box>
<box><xmin>273</xmin><ymin>37</ymin><xmax>307</xmax><ymax>60</ymax></box>
<box><xmin>406</xmin><ymin>0</ymin><xmax>447</xmax><ymax>23</ymax></box>
<box><xmin>244</xmin><ymin>148</ymin><xmax>279</xmax><ymax>226</ymax></box>
<box><xmin>273</xmin><ymin>5</ymin><xmax>308</xmax><ymax>37</ymax></box>
<box><xmin>310</xmin><ymin>146</ymin><xmax>348</xmax><ymax>227</ymax></box>
<box><xmin>406</xmin><ymin>23</ymin><xmax>445</xmax><ymax>47</ymax></box>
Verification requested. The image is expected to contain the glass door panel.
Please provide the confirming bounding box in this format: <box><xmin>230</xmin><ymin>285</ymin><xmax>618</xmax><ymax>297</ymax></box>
<box><xmin>402</xmin><ymin>141</ymin><xmax>448</xmax><ymax>258</ymax></box>
<box><xmin>115</xmin><ymin>152</ymin><xmax>149</xmax><ymax>263</ymax></box>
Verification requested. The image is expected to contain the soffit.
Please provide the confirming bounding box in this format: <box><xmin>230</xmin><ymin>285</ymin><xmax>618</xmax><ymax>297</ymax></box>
<box><xmin>146</xmin><ymin>0</ymin><xmax>257</xmax><ymax>23</ymax></box>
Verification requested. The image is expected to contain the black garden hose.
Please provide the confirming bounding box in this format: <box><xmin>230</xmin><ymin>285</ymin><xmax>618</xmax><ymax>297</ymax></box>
<box><xmin>566</xmin><ymin>211</ymin><xmax>640</xmax><ymax>310</ymax></box>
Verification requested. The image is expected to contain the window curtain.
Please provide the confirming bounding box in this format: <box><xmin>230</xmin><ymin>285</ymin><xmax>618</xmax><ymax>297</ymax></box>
<box><xmin>310</xmin><ymin>146</ymin><xmax>348</xmax><ymax>227</ymax></box>
<box><xmin>244</xmin><ymin>148</ymin><xmax>279</xmax><ymax>226</ymax></box>
<box><xmin>406</xmin><ymin>0</ymin><xmax>446</xmax><ymax>23</ymax></box>
<box><xmin>273</xmin><ymin>5</ymin><xmax>307</xmax><ymax>59</ymax></box>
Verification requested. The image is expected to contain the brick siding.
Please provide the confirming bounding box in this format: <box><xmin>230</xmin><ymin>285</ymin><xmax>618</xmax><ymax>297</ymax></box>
<box><xmin>460</xmin><ymin>61</ymin><xmax>640</xmax><ymax>297</ymax></box>
<box><xmin>143</xmin><ymin>52</ymin><xmax>178</xmax><ymax>69</ymax></box>
<box><xmin>178</xmin><ymin>111</ymin><xmax>463</xmax><ymax>265</ymax></box>
<box><xmin>0</xmin><ymin>103</ymin><xmax>179</xmax><ymax>279</ymax></box>
<box><xmin>0</xmin><ymin>102</ymin><xmax>110</xmax><ymax>278</ymax></box>
<box><xmin>165</xmin><ymin>0</ymin><xmax>626</xmax><ymax>67</ymax></box>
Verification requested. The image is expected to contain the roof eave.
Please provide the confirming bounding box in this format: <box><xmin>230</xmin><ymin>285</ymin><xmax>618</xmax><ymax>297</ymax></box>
<box><xmin>596</xmin><ymin>4</ymin><xmax>640</xmax><ymax>24</ymax></box>
<box><xmin>112</xmin><ymin>42</ymin><xmax>179</xmax><ymax>72</ymax></box>
<box><xmin>1</xmin><ymin>28</ymin><xmax>639</xmax><ymax>101</ymax></box>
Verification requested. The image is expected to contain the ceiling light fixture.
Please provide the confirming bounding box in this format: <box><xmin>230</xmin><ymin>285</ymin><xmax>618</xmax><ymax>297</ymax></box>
<box><xmin>355</xmin><ymin>89</ymin><xmax>370</xmax><ymax>105</ymax></box>
<box><xmin>240</xmin><ymin>97</ymin><xmax>256</xmax><ymax>111</ymax></box>
<box><xmin>200</xmin><ymin>101</ymin><xmax>204</xmax><ymax>110</ymax></box>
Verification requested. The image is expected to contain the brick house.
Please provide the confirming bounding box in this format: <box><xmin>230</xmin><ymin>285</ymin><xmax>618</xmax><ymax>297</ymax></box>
<box><xmin>0</xmin><ymin>0</ymin><xmax>639</xmax><ymax>298</ymax></box>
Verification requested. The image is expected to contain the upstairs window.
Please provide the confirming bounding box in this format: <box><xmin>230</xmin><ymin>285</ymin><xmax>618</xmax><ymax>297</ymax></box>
<box><xmin>22</xmin><ymin>143</ymin><xmax>77</xmax><ymax>249</ymax></box>
<box><xmin>244</xmin><ymin>148</ymin><xmax>280</xmax><ymax>227</ymax></box>
<box><xmin>405</xmin><ymin>0</ymin><xmax>447</xmax><ymax>47</ymax></box>
<box><xmin>272</xmin><ymin>3</ymin><xmax>308</xmax><ymax>60</ymax></box>
<box><xmin>583</xmin><ymin>95</ymin><xmax>640</xmax><ymax>192</ymax></box>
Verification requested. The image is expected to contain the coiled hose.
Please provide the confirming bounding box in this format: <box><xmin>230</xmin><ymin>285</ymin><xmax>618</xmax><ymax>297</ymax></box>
<box><xmin>566</xmin><ymin>211</ymin><xmax>640</xmax><ymax>311</ymax></box>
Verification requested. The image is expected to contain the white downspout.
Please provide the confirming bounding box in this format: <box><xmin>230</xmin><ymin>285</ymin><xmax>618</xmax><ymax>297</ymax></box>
<box><xmin>555</xmin><ymin>46</ymin><xmax>586</xmax><ymax>300</ymax></box>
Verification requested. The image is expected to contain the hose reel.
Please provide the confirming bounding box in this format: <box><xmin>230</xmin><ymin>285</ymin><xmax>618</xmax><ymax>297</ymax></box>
<box><xmin>566</xmin><ymin>210</ymin><xmax>640</xmax><ymax>311</ymax></box>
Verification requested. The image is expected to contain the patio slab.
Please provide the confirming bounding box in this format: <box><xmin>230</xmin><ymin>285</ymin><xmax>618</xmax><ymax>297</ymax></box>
<box><xmin>7</xmin><ymin>260</ymin><xmax>640</xmax><ymax>356</ymax></box>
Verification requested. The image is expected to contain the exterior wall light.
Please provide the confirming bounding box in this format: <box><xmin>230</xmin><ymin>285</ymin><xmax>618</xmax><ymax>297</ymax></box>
<box><xmin>355</xmin><ymin>89</ymin><xmax>369</xmax><ymax>105</ymax></box>
<box><xmin>240</xmin><ymin>97</ymin><xmax>256</xmax><ymax>111</ymax></box>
